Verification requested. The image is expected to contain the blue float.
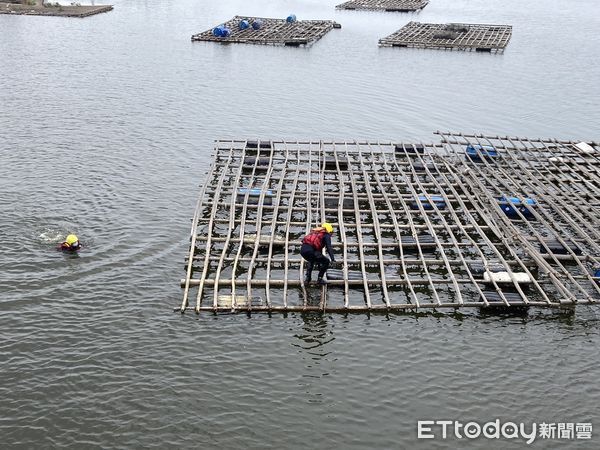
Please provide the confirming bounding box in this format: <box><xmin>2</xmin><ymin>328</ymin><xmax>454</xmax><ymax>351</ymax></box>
<box><xmin>238</xmin><ymin>188</ymin><xmax>273</xmax><ymax>196</ymax></box>
<box><xmin>466</xmin><ymin>144</ymin><xmax>498</xmax><ymax>161</ymax></box>
<box><xmin>252</xmin><ymin>19</ymin><xmax>263</xmax><ymax>30</ymax></box>
<box><xmin>237</xmin><ymin>188</ymin><xmax>274</xmax><ymax>205</ymax></box>
<box><xmin>239</xmin><ymin>19</ymin><xmax>250</xmax><ymax>30</ymax></box>
<box><xmin>498</xmin><ymin>196</ymin><xmax>536</xmax><ymax>219</ymax></box>
<box><xmin>411</xmin><ymin>195</ymin><xmax>446</xmax><ymax>210</ymax></box>
<box><xmin>212</xmin><ymin>25</ymin><xmax>231</xmax><ymax>38</ymax></box>
<box><xmin>286</xmin><ymin>14</ymin><xmax>297</xmax><ymax>23</ymax></box>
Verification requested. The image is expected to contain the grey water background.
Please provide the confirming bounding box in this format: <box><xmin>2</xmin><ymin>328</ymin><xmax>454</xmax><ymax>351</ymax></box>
<box><xmin>1</xmin><ymin>0</ymin><xmax>599</xmax><ymax>448</ymax></box>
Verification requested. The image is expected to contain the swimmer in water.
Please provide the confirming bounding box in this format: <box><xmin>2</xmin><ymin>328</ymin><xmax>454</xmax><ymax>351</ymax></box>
<box><xmin>58</xmin><ymin>234</ymin><xmax>82</xmax><ymax>252</ymax></box>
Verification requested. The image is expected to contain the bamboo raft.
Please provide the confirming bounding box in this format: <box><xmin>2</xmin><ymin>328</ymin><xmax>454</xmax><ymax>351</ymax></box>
<box><xmin>336</xmin><ymin>0</ymin><xmax>429</xmax><ymax>12</ymax></box>
<box><xmin>379</xmin><ymin>22</ymin><xmax>512</xmax><ymax>52</ymax></box>
<box><xmin>180</xmin><ymin>134</ymin><xmax>600</xmax><ymax>314</ymax></box>
<box><xmin>191</xmin><ymin>16</ymin><xmax>341</xmax><ymax>47</ymax></box>
<box><xmin>0</xmin><ymin>3</ymin><xmax>113</xmax><ymax>18</ymax></box>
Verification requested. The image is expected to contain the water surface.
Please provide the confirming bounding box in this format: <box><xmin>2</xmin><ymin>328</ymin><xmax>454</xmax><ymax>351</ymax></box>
<box><xmin>1</xmin><ymin>0</ymin><xmax>599</xmax><ymax>448</ymax></box>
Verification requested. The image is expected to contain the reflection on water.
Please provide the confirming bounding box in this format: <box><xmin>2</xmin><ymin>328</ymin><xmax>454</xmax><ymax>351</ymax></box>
<box><xmin>293</xmin><ymin>313</ymin><xmax>335</xmax><ymax>351</ymax></box>
<box><xmin>293</xmin><ymin>314</ymin><xmax>335</xmax><ymax>406</ymax></box>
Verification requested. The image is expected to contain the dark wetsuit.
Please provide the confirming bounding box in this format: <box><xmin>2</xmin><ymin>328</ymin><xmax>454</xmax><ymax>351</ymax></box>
<box><xmin>58</xmin><ymin>242</ymin><xmax>82</xmax><ymax>252</ymax></box>
<box><xmin>301</xmin><ymin>231</ymin><xmax>335</xmax><ymax>281</ymax></box>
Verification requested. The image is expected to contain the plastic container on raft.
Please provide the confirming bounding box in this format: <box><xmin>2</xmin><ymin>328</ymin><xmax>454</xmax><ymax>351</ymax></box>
<box><xmin>286</xmin><ymin>14</ymin><xmax>297</xmax><ymax>23</ymax></box>
<box><xmin>478</xmin><ymin>291</ymin><xmax>530</xmax><ymax>314</ymax></box>
<box><xmin>466</xmin><ymin>144</ymin><xmax>499</xmax><ymax>162</ymax></box>
<box><xmin>498</xmin><ymin>196</ymin><xmax>536</xmax><ymax>220</ymax></box>
<box><xmin>212</xmin><ymin>26</ymin><xmax>231</xmax><ymax>38</ymax></box>
<box><xmin>539</xmin><ymin>239</ymin><xmax>582</xmax><ymax>256</ymax></box>
<box><xmin>252</xmin><ymin>19</ymin><xmax>263</xmax><ymax>30</ymax></box>
<box><xmin>236</xmin><ymin>188</ymin><xmax>274</xmax><ymax>205</ymax></box>
<box><xmin>395</xmin><ymin>143</ymin><xmax>425</xmax><ymax>155</ymax></box>
<box><xmin>410</xmin><ymin>195</ymin><xmax>446</xmax><ymax>210</ymax></box>
<box><xmin>239</xmin><ymin>19</ymin><xmax>250</xmax><ymax>30</ymax></box>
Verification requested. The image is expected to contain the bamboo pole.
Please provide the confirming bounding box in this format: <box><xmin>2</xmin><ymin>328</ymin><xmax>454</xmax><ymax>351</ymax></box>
<box><xmin>332</xmin><ymin>143</ymin><xmax>351</xmax><ymax>307</ymax></box>
<box><xmin>188</xmin><ymin>147</ymin><xmax>235</xmax><ymax>313</ymax></box>
<box><xmin>181</xmin><ymin>150</ymin><xmax>217</xmax><ymax>312</ymax></box>
<box><xmin>438</xmin><ymin>133</ymin><xmax>596</xmax><ymax>304</ymax></box>
<box><xmin>359</xmin><ymin>143</ymin><xmax>391</xmax><ymax>307</ymax></box>
<box><xmin>181</xmin><ymin>137</ymin><xmax>600</xmax><ymax>312</ymax></box>
<box><xmin>344</xmin><ymin>142</ymin><xmax>373</xmax><ymax>308</ymax></box>
<box><xmin>246</xmin><ymin>142</ymin><xmax>277</xmax><ymax>311</ymax></box>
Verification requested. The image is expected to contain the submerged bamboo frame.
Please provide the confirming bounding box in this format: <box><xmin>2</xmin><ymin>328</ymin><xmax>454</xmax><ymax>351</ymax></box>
<box><xmin>180</xmin><ymin>135</ymin><xmax>600</xmax><ymax>314</ymax></box>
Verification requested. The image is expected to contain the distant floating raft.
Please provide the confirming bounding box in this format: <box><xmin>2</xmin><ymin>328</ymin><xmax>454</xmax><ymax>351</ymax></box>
<box><xmin>336</xmin><ymin>0</ymin><xmax>428</xmax><ymax>12</ymax></box>
<box><xmin>180</xmin><ymin>135</ymin><xmax>600</xmax><ymax>314</ymax></box>
<box><xmin>191</xmin><ymin>16</ymin><xmax>341</xmax><ymax>47</ymax></box>
<box><xmin>379</xmin><ymin>22</ymin><xmax>512</xmax><ymax>53</ymax></box>
<box><xmin>0</xmin><ymin>4</ymin><xmax>113</xmax><ymax>17</ymax></box>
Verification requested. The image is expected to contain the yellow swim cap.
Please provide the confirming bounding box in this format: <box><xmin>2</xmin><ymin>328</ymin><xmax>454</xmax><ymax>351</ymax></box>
<box><xmin>322</xmin><ymin>222</ymin><xmax>334</xmax><ymax>233</ymax></box>
<box><xmin>66</xmin><ymin>234</ymin><xmax>79</xmax><ymax>245</ymax></box>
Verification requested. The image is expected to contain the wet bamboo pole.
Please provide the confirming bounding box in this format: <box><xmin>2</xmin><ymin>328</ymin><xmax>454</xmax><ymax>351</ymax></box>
<box><xmin>208</xmin><ymin>146</ymin><xmax>248</xmax><ymax>312</ymax></box>
<box><xmin>466</xmin><ymin>137</ymin><xmax>589</xmax><ymax>297</ymax></box>
<box><xmin>418</xmin><ymin>150</ymin><xmax>537</xmax><ymax>305</ymax></box>
<box><xmin>344</xmin><ymin>142</ymin><xmax>373</xmax><ymax>308</ymax></box>
<box><xmin>181</xmin><ymin>153</ymin><xmax>217</xmax><ymax>312</ymax></box>
<box><xmin>282</xmin><ymin>142</ymin><xmax>303</xmax><ymax>308</ymax></box>
<box><xmin>246</xmin><ymin>142</ymin><xmax>277</xmax><ymax>311</ymax></box>
<box><xmin>184</xmin><ymin>147</ymin><xmax>234</xmax><ymax>313</ymax></box>
<box><xmin>359</xmin><ymin>143</ymin><xmax>391</xmax><ymax>307</ymax></box>
<box><xmin>332</xmin><ymin>144</ymin><xmax>351</xmax><ymax>308</ymax></box>
<box><xmin>437</xmin><ymin>133</ymin><xmax>597</xmax><ymax>304</ymax></box>
<box><xmin>181</xmin><ymin>137</ymin><xmax>600</xmax><ymax>312</ymax></box>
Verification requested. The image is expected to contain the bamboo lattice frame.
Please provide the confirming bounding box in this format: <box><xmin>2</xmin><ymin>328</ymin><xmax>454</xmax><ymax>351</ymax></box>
<box><xmin>336</xmin><ymin>0</ymin><xmax>429</xmax><ymax>12</ymax></box>
<box><xmin>191</xmin><ymin>16</ymin><xmax>341</xmax><ymax>47</ymax></box>
<box><xmin>379</xmin><ymin>22</ymin><xmax>512</xmax><ymax>52</ymax></box>
<box><xmin>0</xmin><ymin>3</ymin><xmax>113</xmax><ymax>17</ymax></box>
<box><xmin>180</xmin><ymin>135</ymin><xmax>600</xmax><ymax>314</ymax></box>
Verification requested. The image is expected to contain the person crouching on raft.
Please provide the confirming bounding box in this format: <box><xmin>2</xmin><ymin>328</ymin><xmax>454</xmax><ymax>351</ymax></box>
<box><xmin>301</xmin><ymin>222</ymin><xmax>336</xmax><ymax>285</ymax></box>
<box><xmin>58</xmin><ymin>234</ymin><xmax>82</xmax><ymax>252</ymax></box>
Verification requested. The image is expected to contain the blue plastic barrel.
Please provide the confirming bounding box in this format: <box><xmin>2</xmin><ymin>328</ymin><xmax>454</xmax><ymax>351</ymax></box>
<box><xmin>237</xmin><ymin>188</ymin><xmax>274</xmax><ymax>206</ymax></box>
<box><xmin>501</xmin><ymin>196</ymin><xmax>536</xmax><ymax>206</ymax></box>
<box><xmin>595</xmin><ymin>269</ymin><xmax>600</xmax><ymax>278</ymax></box>
<box><xmin>220</xmin><ymin>27</ymin><xmax>231</xmax><ymax>37</ymax></box>
<box><xmin>498</xmin><ymin>196</ymin><xmax>536</xmax><ymax>219</ymax></box>
<box><xmin>411</xmin><ymin>195</ymin><xmax>446</xmax><ymax>210</ymax></box>
<box><xmin>466</xmin><ymin>144</ymin><xmax>498</xmax><ymax>160</ymax></box>
<box><xmin>239</xmin><ymin>19</ymin><xmax>250</xmax><ymax>30</ymax></box>
<box><xmin>252</xmin><ymin>19</ymin><xmax>263</xmax><ymax>30</ymax></box>
<box><xmin>286</xmin><ymin>14</ymin><xmax>297</xmax><ymax>23</ymax></box>
<box><xmin>212</xmin><ymin>26</ymin><xmax>224</xmax><ymax>37</ymax></box>
<box><xmin>239</xmin><ymin>188</ymin><xmax>274</xmax><ymax>197</ymax></box>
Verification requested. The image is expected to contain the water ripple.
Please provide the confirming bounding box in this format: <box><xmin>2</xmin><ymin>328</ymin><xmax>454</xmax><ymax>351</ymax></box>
<box><xmin>2</xmin><ymin>0</ymin><xmax>600</xmax><ymax>448</ymax></box>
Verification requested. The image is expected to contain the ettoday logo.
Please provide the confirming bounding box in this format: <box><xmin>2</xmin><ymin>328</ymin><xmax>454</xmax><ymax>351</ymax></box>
<box><xmin>417</xmin><ymin>420</ymin><xmax>592</xmax><ymax>444</ymax></box>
